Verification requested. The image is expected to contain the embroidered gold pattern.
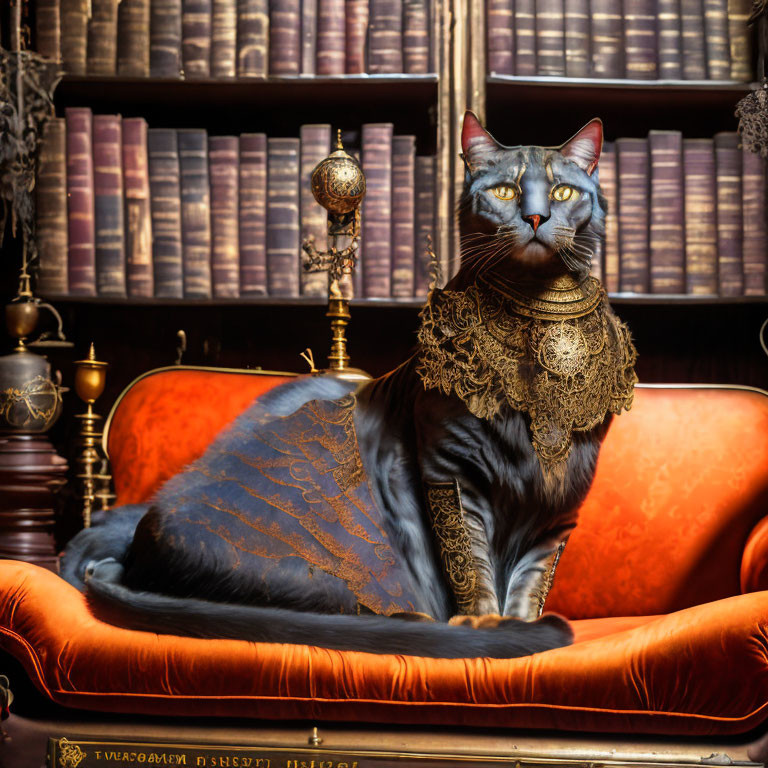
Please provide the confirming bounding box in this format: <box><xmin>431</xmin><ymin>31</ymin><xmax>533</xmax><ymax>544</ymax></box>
<box><xmin>535</xmin><ymin>540</ymin><xmax>568</xmax><ymax>618</ymax></box>
<box><xmin>425</xmin><ymin>480</ymin><xmax>478</xmax><ymax>614</ymax></box>
<box><xmin>416</xmin><ymin>276</ymin><xmax>637</xmax><ymax>468</ymax></box>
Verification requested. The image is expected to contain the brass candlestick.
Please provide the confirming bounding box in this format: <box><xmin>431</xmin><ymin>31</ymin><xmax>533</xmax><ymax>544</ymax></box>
<box><xmin>302</xmin><ymin>131</ymin><xmax>369</xmax><ymax>382</ymax></box>
<box><xmin>74</xmin><ymin>344</ymin><xmax>110</xmax><ymax>528</ymax></box>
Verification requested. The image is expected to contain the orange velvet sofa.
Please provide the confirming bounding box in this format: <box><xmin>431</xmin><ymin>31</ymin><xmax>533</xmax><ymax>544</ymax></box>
<box><xmin>2</xmin><ymin>368</ymin><xmax>768</xmax><ymax>765</ymax></box>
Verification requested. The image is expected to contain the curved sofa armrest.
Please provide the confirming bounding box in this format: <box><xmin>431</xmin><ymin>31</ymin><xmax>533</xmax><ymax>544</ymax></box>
<box><xmin>741</xmin><ymin>515</ymin><xmax>768</xmax><ymax>594</ymax></box>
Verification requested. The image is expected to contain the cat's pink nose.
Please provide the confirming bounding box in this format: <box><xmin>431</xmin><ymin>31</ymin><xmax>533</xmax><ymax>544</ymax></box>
<box><xmin>525</xmin><ymin>214</ymin><xmax>541</xmax><ymax>233</ymax></box>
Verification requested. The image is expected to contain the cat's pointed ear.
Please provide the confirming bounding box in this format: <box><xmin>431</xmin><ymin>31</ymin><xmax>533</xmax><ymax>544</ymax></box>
<box><xmin>461</xmin><ymin>111</ymin><xmax>500</xmax><ymax>172</ymax></box>
<box><xmin>560</xmin><ymin>119</ymin><xmax>603</xmax><ymax>175</ymax></box>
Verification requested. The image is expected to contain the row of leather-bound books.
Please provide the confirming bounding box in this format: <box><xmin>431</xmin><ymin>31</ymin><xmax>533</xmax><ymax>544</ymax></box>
<box><xmin>33</xmin><ymin>0</ymin><xmax>434</xmax><ymax>78</ymax></box>
<box><xmin>487</xmin><ymin>0</ymin><xmax>754</xmax><ymax>80</ymax></box>
<box><xmin>594</xmin><ymin>132</ymin><xmax>766</xmax><ymax>296</ymax></box>
<box><xmin>35</xmin><ymin>109</ymin><xmax>437</xmax><ymax>300</ymax></box>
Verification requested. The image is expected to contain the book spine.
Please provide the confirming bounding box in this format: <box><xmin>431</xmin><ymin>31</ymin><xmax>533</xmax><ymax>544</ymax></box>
<box><xmin>391</xmin><ymin>135</ymin><xmax>416</xmax><ymax>297</ymax></box>
<box><xmin>600</xmin><ymin>141</ymin><xmax>620</xmax><ymax>292</ymax></box>
<box><xmin>346</xmin><ymin>140</ymin><xmax>364</xmax><ymax>297</ymax></box>
<box><xmin>714</xmin><ymin>132</ymin><xmax>743</xmax><ymax>295</ymax></box>
<box><xmin>299</xmin><ymin>124</ymin><xmax>332</xmax><ymax>297</ymax></box>
<box><xmin>238</xmin><ymin>0</ymin><xmax>269</xmax><ymax>75</ymax></box>
<box><xmin>535</xmin><ymin>0</ymin><xmax>565</xmax><ymax>76</ymax></box>
<box><xmin>178</xmin><ymin>129</ymin><xmax>212</xmax><ymax>298</ymax></box>
<box><xmin>616</xmin><ymin>137</ymin><xmax>650</xmax><ymax>293</ymax></box>
<box><xmin>649</xmin><ymin>131</ymin><xmax>685</xmax><ymax>294</ymax></box>
<box><xmin>151</xmin><ymin>0</ymin><xmax>183</xmax><ymax>77</ymax></box>
<box><xmin>742</xmin><ymin>149</ymin><xmax>767</xmax><ymax>295</ymax></box>
<box><xmin>65</xmin><ymin>107</ymin><xmax>96</xmax><ymax>295</ymax></box>
<box><xmin>212</xmin><ymin>0</ymin><xmax>237</xmax><ymax>76</ymax></box>
<box><xmin>728</xmin><ymin>0</ymin><xmax>752</xmax><ymax>81</ymax></box>
<box><xmin>657</xmin><ymin>0</ymin><xmax>683</xmax><ymax>79</ymax></box>
<box><xmin>302</xmin><ymin>0</ymin><xmax>318</xmax><ymax>72</ymax></box>
<box><xmin>487</xmin><ymin>0</ymin><xmax>515</xmax><ymax>74</ymax></box>
<box><xmin>362</xmin><ymin>123</ymin><xmax>393</xmax><ymax>298</ymax></box>
<box><xmin>404</xmin><ymin>0</ymin><xmax>430</xmax><ymax>73</ymax></box>
<box><xmin>182</xmin><ymin>0</ymin><xmax>213</xmax><ymax>77</ymax></box>
<box><xmin>515</xmin><ymin>0</ymin><xmax>537</xmax><ymax>75</ymax></box>
<box><xmin>703</xmin><ymin>0</ymin><xmax>730</xmax><ymax>79</ymax></box>
<box><xmin>267</xmin><ymin>137</ymin><xmax>301</xmax><ymax>296</ymax></box>
<box><xmin>680</xmin><ymin>0</ymin><xmax>707</xmax><ymax>78</ymax></box>
<box><xmin>414</xmin><ymin>155</ymin><xmax>436</xmax><ymax>297</ymax></box>
<box><xmin>589</xmin><ymin>0</ymin><xmax>622</xmax><ymax>77</ymax></box>
<box><xmin>623</xmin><ymin>0</ymin><xmax>658</xmax><ymax>78</ymax></box>
<box><xmin>87</xmin><ymin>0</ymin><xmax>119</xmax><ymax>74</ymax></box>
<box><xmin>148</xmin><ymin>129</ymin><xmax>183</xmax><ymax>298</ymax></box>
<box><xmin>117</xmin><ymin>0</ymin><xmax>151</xmax><ymax>76</ymax></box>
<box><xmin>683</xmin><ymin>138</ymin><xmax>717</xmax><ymax>294</ymax></box>
<box><xmin>122</xmin><ymin>117</ymin><xmax>154</xmax><ymax>298</ymax></box>
<box><xmin>590</xmin><ymin>227</ymin><xmax>604</xmax><ymax>280</ymax></box>
<box><xmin>239</xmin><ymin>133</ymin><xmax>268</xmax><ymax>295</ymax></box>
<box><xmin>209</xmin><ymin>136</ymin><xmax>240</xmax><ymax>297</ymax></box>
<box><xmin>93</xmin><ymin>115</ymin><xmax>126</xmax><ymax>297</ymax></box>
<box><xmin>344</xmin><ymin>0</ymin><xmax>368</xmax><ymax>73</ymax></box>
<box><xmin>61</xmin><ymin>0</ymin><xmax>89</xmax><ymax>74</ymax></box>
<box><xmin>369</xmin><ymin>0</ymin><xmax>404</xmax><ymax>73</ymax></box>
<box><xmin>36</xmin><ymin>118</ymin><xmax>68</xmax><ymax>295</ymax></box>
<box><xmin>564</xmin><ymin>0</ymin><xmax>589</xmax><ymax>77</ymax></box>
<box><xmin>317</xmin><ymin>0</ymin><xmax>346</xmax><ymax>73</ymax></box>
<box><xmin>36</xmin><ymin>0</ymin><xmax>61</xmax><ymax>61</ymax></box>
<box><xmin>269</xmin><ymin>0</ymin><xmax>301</xmax><ymax>73</ymax></box>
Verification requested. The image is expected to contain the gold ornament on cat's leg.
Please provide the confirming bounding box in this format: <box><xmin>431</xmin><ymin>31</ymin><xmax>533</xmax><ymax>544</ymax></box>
<box><xmin>74</xmin><ymin>344</ymin><xmax>110</xmax><ymax>528</ymax></box>
<box><xmin>302</xmin><ymin>130</ymin><xmax>370</xmax><ymax>382</ymax></box>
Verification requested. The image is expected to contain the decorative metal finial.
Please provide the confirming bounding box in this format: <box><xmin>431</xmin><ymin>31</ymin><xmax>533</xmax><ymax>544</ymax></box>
<box><xmin>302</xmin><ymin>128</ymin><xmax>369</xmax><ymax>381</ymax></box>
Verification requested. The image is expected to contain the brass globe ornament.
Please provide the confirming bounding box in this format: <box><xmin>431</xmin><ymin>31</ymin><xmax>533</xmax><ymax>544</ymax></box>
<box><xmin>301</xmin><ymin>130</ymin><xmax>369</xmax><ymax>382</ymax></box>
<box><xmin>310</xmin><ymin>139</ymin><xmax>366</xmax><ymax>215</ymax></box>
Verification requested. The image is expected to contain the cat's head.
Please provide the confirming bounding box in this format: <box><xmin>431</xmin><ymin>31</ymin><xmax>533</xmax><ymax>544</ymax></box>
<box><xmin>457</xmin><ymin>111</ymin><xmax>605</xmax><ymax>285</ymax></box>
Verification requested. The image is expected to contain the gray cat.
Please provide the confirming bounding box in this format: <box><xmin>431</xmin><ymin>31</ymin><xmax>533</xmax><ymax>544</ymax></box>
<box><xmin>61</xmin><ymin>113</ymin><xmax>636</xmax><ymax>659</ymax></box>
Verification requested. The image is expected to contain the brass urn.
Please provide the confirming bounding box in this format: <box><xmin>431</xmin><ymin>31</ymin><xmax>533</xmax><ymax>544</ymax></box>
<box><xmin>0</xmin><ymin>300</ymin><xmax>64</xmax><ymax>434</ymax></box>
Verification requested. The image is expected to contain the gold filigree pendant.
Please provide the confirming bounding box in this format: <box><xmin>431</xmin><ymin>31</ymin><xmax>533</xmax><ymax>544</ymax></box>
<box><xmin>416</xmin><ymin>277</ymin><xmax>638</xmax><ymax>470</ymax></box>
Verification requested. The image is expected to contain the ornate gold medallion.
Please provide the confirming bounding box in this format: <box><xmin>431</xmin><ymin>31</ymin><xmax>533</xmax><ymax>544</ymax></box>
<box><xmin>416</xmin><ymin>275</ymin><xmax>638</xmax><ymax>469</ymax></box>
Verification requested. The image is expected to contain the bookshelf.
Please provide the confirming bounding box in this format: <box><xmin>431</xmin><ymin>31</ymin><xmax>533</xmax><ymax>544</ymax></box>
<box><xmin>2</xmin><ymin>0</ymin><xmax>767</xmax><ymax>435</ymax></box>
<box><xmin>54</xmin><ymin>74</ymin><xmax>441</xmax><ymax>144</ymax></box>
<box><xmin>484</xmin><ymin>78</ymin><xmax>755</xmax><ymax>140</ymax></box>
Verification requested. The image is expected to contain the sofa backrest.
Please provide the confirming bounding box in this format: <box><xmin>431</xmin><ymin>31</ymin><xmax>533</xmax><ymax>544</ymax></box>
<box><xmin>105</xmin><ymin>366</ymin><xmax>294</xmax><ymax>505</ymax></box>
<box><xmin>547</xmin><ymin>385</ymin><xmax>768</xmax><ymax>618</ymax></box>
<box><xmin>105</xmin><ymin>370</ymin><xmax>768</xmax><ymax>620</ymax></box>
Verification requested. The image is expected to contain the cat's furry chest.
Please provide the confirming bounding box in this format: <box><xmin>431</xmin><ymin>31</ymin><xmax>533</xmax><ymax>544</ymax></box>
<box><xmin>354</xmin><ymin>362</ymin><xmax>606</xmax><ymax>619</ymax></box>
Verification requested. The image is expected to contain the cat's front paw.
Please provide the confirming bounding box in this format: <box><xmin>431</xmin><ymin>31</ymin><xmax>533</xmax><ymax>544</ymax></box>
<box><xmin>449</xmin><ymin>613</ymin><xmax>514</xmax><ymax>629</ymax></box>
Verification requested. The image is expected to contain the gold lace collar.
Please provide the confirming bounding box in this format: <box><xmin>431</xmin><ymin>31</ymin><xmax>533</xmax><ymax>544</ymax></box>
<box><xmin>416</xmin><ymin>275</ymin><xmax>638</xmax><ymax>469</ymax></box>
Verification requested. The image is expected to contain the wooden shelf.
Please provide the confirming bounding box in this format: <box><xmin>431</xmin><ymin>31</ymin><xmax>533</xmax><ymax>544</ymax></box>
<box><xmin>487</xmin><ymin>75</ymin><xmax>753</xmax><ymax>91</ymax></box>
<box><xmin>485</xmin><ymin>76</ymin><xmax>752</xmax><ymax>142</ymax></box>
<box><xmin>54</xmin><ymin>75</ymin><xmax>440</xmax><ymax>145</ymax></box>
<box><xmin>39</xmin><ymin>293</ymin><xmax>768</xmax><ymax>308</ymax></box>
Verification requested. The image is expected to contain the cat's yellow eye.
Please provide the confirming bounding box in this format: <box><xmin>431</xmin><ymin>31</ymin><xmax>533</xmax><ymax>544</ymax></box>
<box><xmin>552</xmin><ymin>185</ymin><xmax>578</xmax><ymax>202</ymax></box>
<box><xmin>491</xmin><ymin>185</ymin><xmax>517</xmax><ymax>201</ymax></box>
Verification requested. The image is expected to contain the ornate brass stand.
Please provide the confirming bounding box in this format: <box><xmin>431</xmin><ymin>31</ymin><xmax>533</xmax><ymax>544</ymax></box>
<box><xmin>74</xmin><ymin>344</ymin><xmax>113</xmax><ymax>528</ymax></box>
<box><xmin>302</xmin><ymin>131</ymin><xmax>369</xmax><ymax>382</ymax></box>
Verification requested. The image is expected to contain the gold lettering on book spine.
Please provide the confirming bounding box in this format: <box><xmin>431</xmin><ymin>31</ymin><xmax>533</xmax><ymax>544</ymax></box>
<box><xmin>425</xmin><ymin>481</ymin><xmax>478</xmax><ymax>614</ymax></box>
